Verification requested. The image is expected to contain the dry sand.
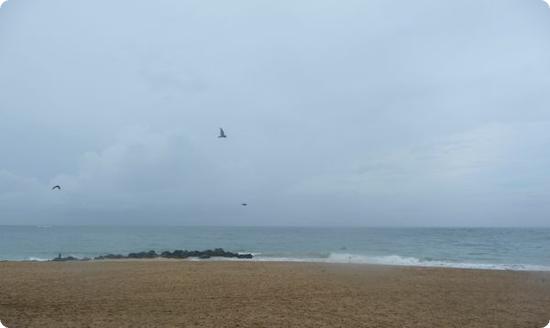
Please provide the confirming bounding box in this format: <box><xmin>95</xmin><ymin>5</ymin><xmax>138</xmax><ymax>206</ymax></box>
<box><xmin>0</xmin><ymin>261</ymin><xmax>549</xmax><ymax>327</ymax></box>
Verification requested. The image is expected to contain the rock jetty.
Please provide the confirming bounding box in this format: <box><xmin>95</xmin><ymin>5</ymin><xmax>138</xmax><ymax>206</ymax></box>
<box><xmin>52</xmin><ymin>248</ymin><xmax>253</xmax><ymax>261</ymax></box>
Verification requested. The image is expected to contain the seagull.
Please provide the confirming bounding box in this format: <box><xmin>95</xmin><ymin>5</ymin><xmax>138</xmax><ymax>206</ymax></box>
<box><xmin>218</xmin><ymin>128</ymin><xmax>227</xmax><ymax>138</ymax></box>
<box><xmin>51</xmin><ymin>185</ymin><xmax>61</xmax><ymax>190</ymax></box>
<box><xmin>544</xmin><ymin>0</ymin><xmax>550</xmax><ymax>8</ymax></box>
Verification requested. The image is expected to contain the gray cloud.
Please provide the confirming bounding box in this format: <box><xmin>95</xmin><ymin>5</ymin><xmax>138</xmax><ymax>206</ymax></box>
<box><xmin>1</xmin><ymin>0</ymin><xmax>550</xmax><ymax>225</ymax></box>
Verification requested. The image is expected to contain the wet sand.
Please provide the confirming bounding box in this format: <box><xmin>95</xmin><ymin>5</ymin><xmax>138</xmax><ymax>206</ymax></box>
<box><xmin>0</xmin><ymin>261</ymin><xmax>549</xmax><ymax>327</ymax></box>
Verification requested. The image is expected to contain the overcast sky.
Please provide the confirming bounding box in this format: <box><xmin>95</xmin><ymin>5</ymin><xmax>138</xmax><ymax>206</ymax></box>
<box><xmin>0</xmin><ymin>0</ymin><xmax>550</xmax><ymax>226</ymax></box>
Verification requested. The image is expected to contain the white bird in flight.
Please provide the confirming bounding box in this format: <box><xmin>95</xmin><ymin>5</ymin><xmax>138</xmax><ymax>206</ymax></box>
<box><xmin>544</xmin><ymin>0</ymin><xmax>550</xmax><ymax>8</ymax></box>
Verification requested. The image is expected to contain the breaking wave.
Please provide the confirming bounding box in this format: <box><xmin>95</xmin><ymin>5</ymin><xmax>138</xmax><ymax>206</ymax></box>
<box><xmin>5</xmin><ymin>252</ymin><xmax>550</xmax><ymax>271</ymax></box>
<box><xmin>26</xmin><ymin>257</ymin><xmax>49</xmax><ymax>262</ymax></box>
<box><xmin>253</xmin><ymin>253</ymin><xmax>550</xmax><ymax>271</ymax></box>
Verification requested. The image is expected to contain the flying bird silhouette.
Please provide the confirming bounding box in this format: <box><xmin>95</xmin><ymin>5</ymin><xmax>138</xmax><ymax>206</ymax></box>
<box><xmin>241</xmin><ymin>203</ymin><xmax>248</xmax><ymax>206</ymax></box>
<box><xmin>218</xmin><ymin>128</ymin><xmax>227</xmax><ymax>138</ymax></box>
<box><xmin>51</xmin><ymin>185</ymin><xmax>61</xmax><ymax>190</ymax></box>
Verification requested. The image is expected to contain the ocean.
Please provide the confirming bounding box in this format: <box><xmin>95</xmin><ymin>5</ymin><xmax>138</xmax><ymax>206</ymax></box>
<box><xmin>1</xmin><ymin>226</ymin><xmax>549</xmax><ymax>271</ymax></box>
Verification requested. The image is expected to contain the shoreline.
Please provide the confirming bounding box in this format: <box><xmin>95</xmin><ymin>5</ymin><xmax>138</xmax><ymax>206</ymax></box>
<box><xmin>5</xmin><ymin>257</ymin><xmax>550</xmax><ymax>273</ymax></box>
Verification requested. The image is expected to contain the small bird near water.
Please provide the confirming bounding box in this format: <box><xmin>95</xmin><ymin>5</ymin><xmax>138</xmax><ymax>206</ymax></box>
<box><xmin>218</xmin><ymin>128</ymin><xmax>227</xmax><ymax>138</ymax></box>
<box><xmin>51</xmin><ymin>185</ymin><xmax>61</xmax><ymax>190</ymax></box>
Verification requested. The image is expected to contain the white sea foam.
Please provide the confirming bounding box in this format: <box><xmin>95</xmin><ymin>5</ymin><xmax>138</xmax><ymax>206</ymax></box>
<box><xmin>27</xmin><ymin>257</ymin><xmax>49</xmax><ymax>262</ymax></box>
<box><xmin>251</xmin><ymin>253</ymin><xmax>550</xmax><ymax>272</ymax></box>
<box><xmin>6</xmin><ymin>252</ymin><xmax>550</xmax><ymax>271</ymax></box>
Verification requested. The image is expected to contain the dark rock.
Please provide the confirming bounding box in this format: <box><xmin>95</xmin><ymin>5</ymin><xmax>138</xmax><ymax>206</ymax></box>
<box><xmin>161</xmin><ymin>250</ymin><xmax>191</xmax><ymax>259</ymax></box>
<box><xmin>93</xmin><ymin>254</ymin><xmax>126</xmax><ymax>260</ymax></box>
<box><xmin>83</xmin><ymin>249</ymin><xmax>254</xmax><ymax>261</ymax></box>
<box><xmin>127</xmin><ymin>250</ymin><xmax>158</xmax><ymax>259</ymax></box>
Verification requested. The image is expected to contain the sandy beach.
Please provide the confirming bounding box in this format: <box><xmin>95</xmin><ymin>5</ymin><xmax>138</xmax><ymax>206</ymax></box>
<box><xmin>0</xmin><ymin>261</ymin><xmax>548</xmax><ymax>328</ymax></box>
